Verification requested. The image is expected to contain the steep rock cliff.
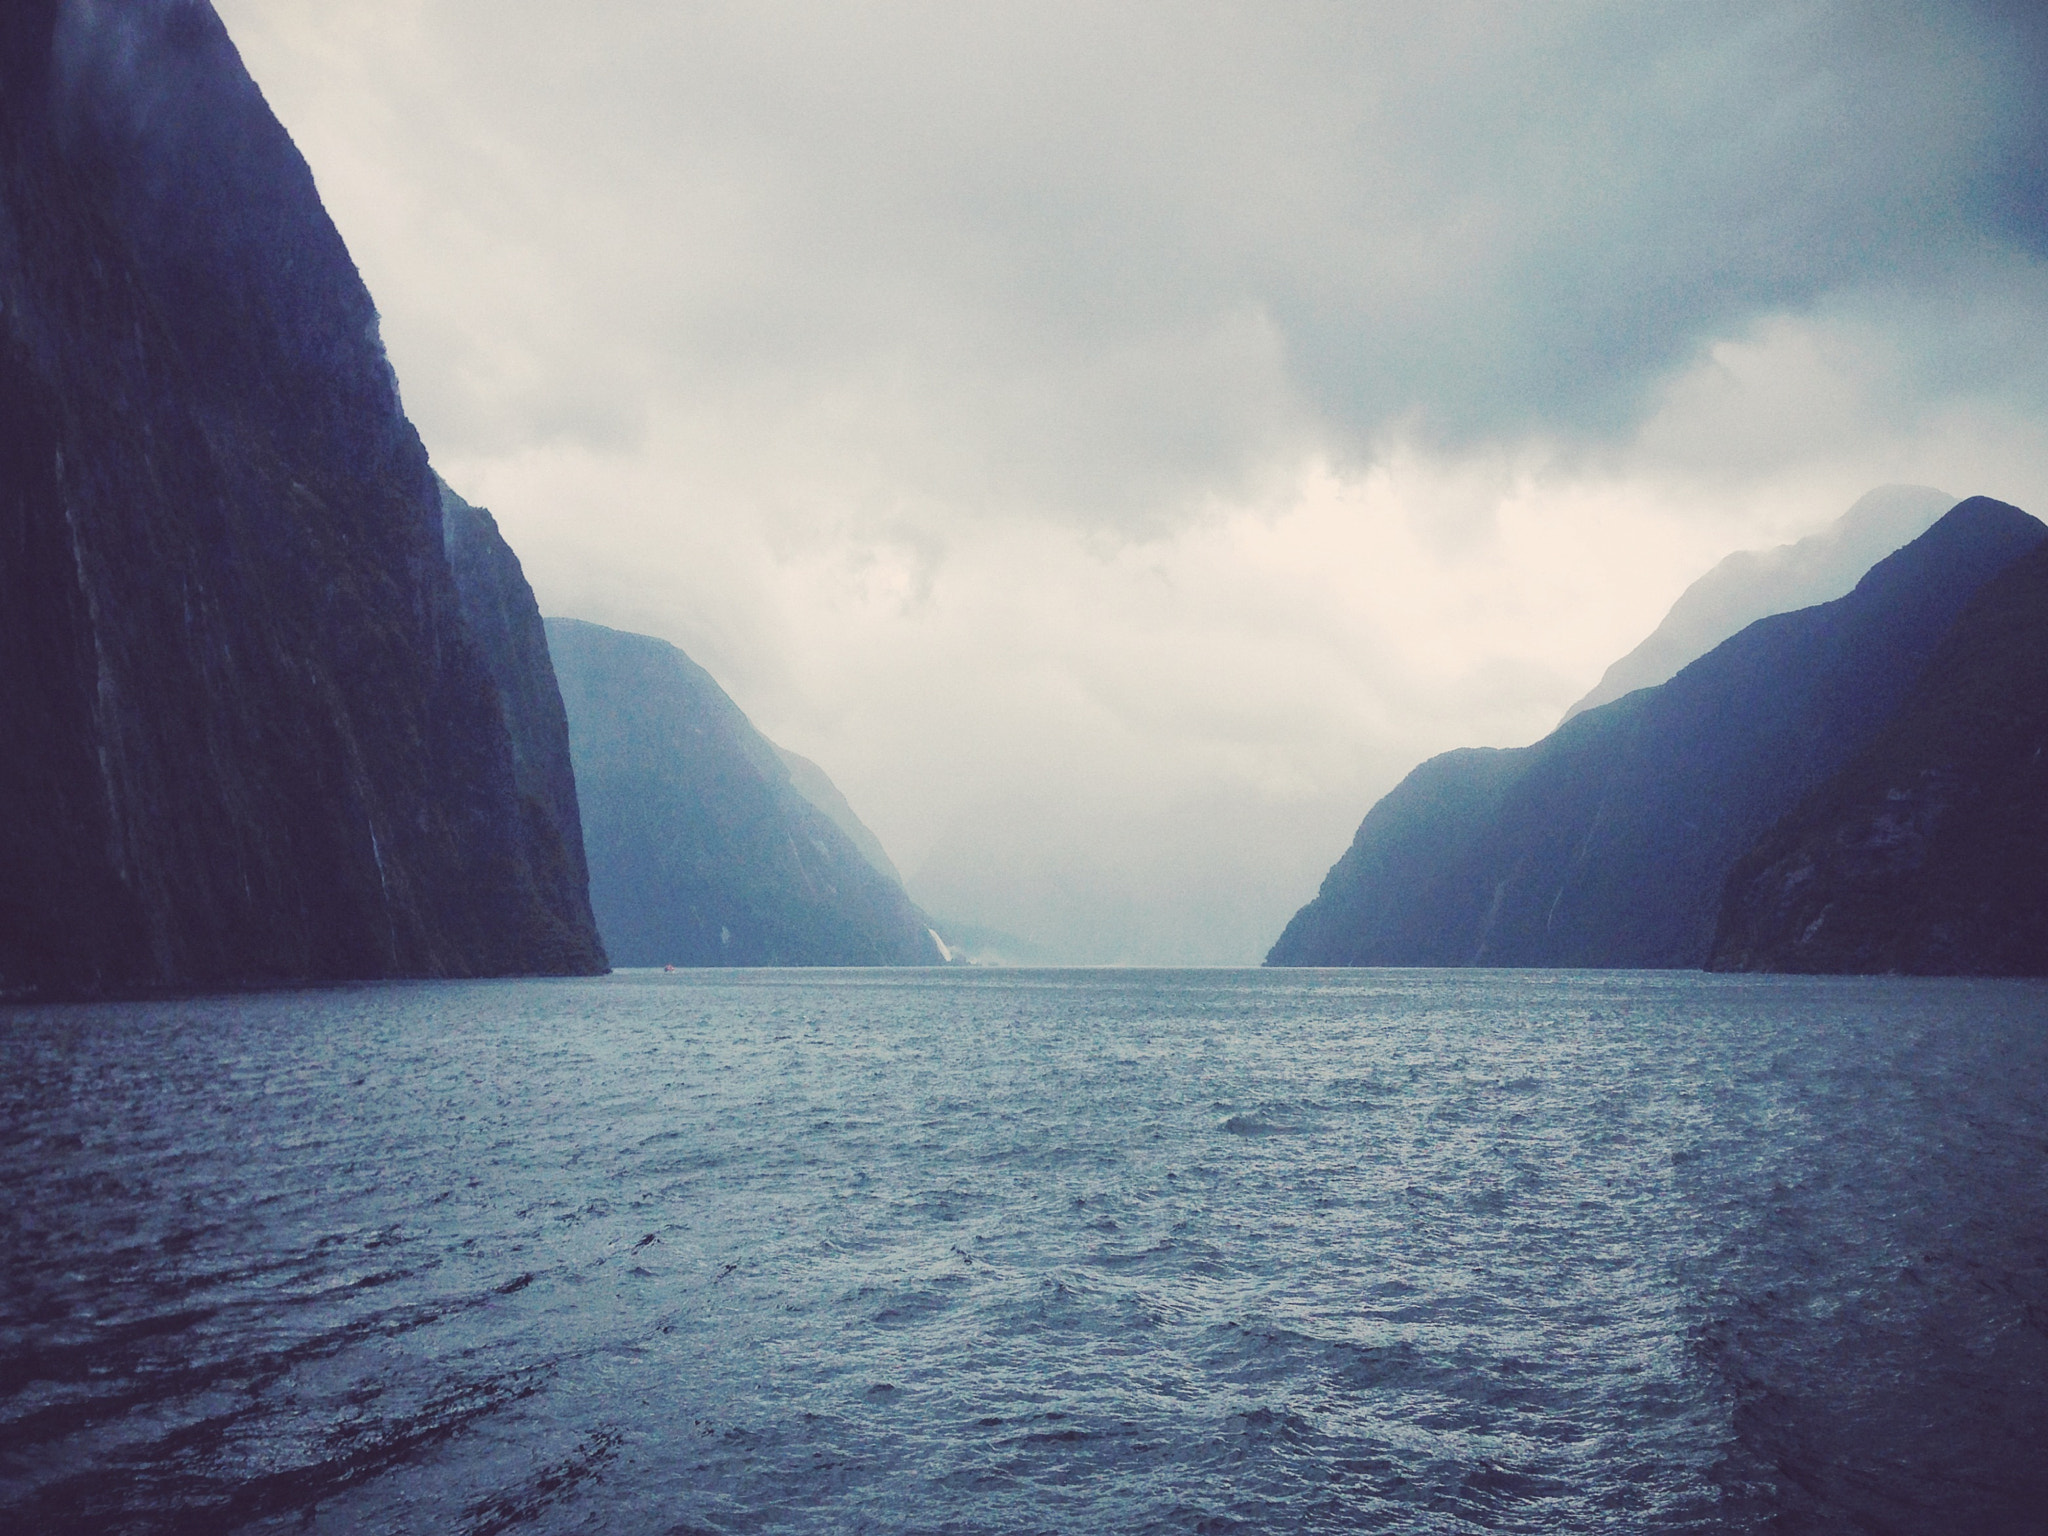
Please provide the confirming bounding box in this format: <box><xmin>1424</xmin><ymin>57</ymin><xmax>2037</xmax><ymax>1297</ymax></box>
<box><xmin>0</xmin><ymin>0</ymin><xmax>604</xmax><ymax>993</ymax></box>
<box><xmin>1269</xmin><ymin>498</ymin><xmax>2047</xmax><ymax>968</ymax></box>
<box><xmin>1710</xmin><ymin>539</ymin><xmax>2048</xmax><ymax>974</ymax></box>
<box><xmin>547</xmin><ymin>618</ymin><xmax>944</xmax><ymax>967</ymax></box>
<box><xmin>438</xmin><ymin>479</ymin><xmax>607</xmax><ymax>974</ymax></box>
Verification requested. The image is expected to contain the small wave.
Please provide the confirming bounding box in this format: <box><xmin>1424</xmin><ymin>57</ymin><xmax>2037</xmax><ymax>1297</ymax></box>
<box><xmin>867</xmin><ymin>1288</ymin><xmax>954</xmax><ymax>1327</ymax></box>
<box><xmin>1221</xmin><ymin>1114</ymin><xmax>1304</xmax><ymax>1136</ymax></box>
<box><xmin>1021</xmin><ymin>1425</ymin><xmax>1090</xmax><ymax>1445</ymax></box>
<box><xmin>1088</xmin><ymin>1240</ymin><xmax>1177</xmax><ymax>1272</ymax></box>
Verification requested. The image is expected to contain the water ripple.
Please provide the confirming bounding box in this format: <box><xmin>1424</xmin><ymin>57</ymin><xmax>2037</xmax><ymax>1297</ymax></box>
<box><xmin>3</xmin><ymin>969</ymin><xmax>2047</xmax><ymax>1532</ymax></box>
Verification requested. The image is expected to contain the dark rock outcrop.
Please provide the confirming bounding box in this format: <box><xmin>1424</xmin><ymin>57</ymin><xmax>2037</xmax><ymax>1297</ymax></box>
<box><xmin>546</xmin><ymin>618</ymin><xmax>945</xmax><ymax>967</ymax></box>
<box><xmin>1269</xmin><ymin>498</ymin><xmax>2047</xmax><ymax>968</ymax></box>
<box><xmin>1710</xmin><ymin>539</ymin><xmax>2048</xmax><ymax>974</ymax></box>
<box><xmin>0</xmin><ymin>0</ymin><xmax>605</xmax><ymax>994</ymax></box>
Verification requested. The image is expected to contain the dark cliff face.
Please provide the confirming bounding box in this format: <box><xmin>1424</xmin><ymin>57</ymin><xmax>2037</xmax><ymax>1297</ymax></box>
<box><xmin>546</xmin><ymin>618</ymin><xmax>944</xmax><ymax>968</ymax></box>
<box><xmin>1269</xmin><ymin>498</ymin><xmax>2047</xmax><ymax>969</ymax></box>
<box><xmin>0</xmin><ymin>1</ymin><xmax>603</xmax><ymax>993</ymax></box>
<box><xmin>438</xmin><ymin>480</ymin><xmax>608</xmax><ymax>975</ymax></box>
<box><xmin>1710</xmin><ymin>538</ymin><xmax>2048</xmax><ymax>974</ymax></box>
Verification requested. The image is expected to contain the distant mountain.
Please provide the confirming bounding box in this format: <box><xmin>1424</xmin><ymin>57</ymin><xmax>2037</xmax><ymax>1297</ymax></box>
<box><xmin>1710</xmin><ymin>538</ymin><xmax>2048</xmax><ymax>974</ymax></box>
<box><xmin>1268</xmin><ymin>498</ymin><xmax>2047</xmax><ymax>969</ymax></box>
<box><xmin>1563</xmin><ymin>485</ymin><xmax>1953</xmax><ymax>722</ymax></box>
<box><xmin>0</xmin><ymin>0</ymin><xmax>604</xmax><ymax>994</ymax></box>
<box><xmin>546</xmin><ymin>619</ymin><xmax>945</xmax><ymax>966</ymax></box>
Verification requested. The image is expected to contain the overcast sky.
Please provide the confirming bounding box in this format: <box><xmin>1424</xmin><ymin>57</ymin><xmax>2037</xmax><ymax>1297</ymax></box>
<box><xmin>213</xmin><ymin>0</ymin><xmax>2048</xmax><ymax>962</ymax></box>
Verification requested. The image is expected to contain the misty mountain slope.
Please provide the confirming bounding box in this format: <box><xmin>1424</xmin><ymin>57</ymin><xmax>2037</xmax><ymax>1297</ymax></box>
<box><xmin>907</xmin><ymin>786</ymin><xmax>1354</xmax><ymax>966</ymax></box>
<box><xmin>774</xmin><ymin>745</ymin><xmax>903</xmax><ymax>885</ymax></box>
<box><xmin>1269</xmin><ymin>498</ymin><xmax>2047</xmax><ymax>969</ymax></box>
<box><xmin>546</xmin><ymin>618</ymin><xmax>943</xmax><ymax>967</ymax></box>
<box><xmin>1710</xmin><ymin>538</ymin><xmax>2048</xmax><ymax>974</ymax></box>
<box><xmin>1563</xmin><ymin>485</ymin><xmax>1953</xmax><ymax>721</ymax></box>
<box><xmin>0</xmin><ymin>0</ymin><xmax>604</xmax><ymax>994</ymax></box>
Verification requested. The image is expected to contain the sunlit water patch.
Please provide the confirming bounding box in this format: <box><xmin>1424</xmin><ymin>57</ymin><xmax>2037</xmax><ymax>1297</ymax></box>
<box><xmin>4</xmin><ymin>969</ymin><xmax>2046</xmax><ymax>1534</ymax></box>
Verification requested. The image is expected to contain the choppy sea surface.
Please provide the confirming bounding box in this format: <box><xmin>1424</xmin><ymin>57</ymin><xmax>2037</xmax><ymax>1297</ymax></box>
<box><xmin>4</xmin><ymin>968</ymin><xmax>2047</xmax><ymax>1535</ymax></box>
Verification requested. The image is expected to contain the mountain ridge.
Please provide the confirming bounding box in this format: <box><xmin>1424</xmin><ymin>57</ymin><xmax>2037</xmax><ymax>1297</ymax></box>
<box><xmin>1269</xmin><ymin>497</ymin><xmax>2047</xmax><ymax>969</ymax></box>
<box><xmin>1563</xmin><ymin>485</ymin><xmax>1953</xmax><ymax>722</ymax></box>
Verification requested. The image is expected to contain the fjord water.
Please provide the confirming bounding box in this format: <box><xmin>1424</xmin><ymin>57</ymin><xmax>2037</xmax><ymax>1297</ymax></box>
<box><xmin>4</xmin><ymin>972</ymin><xmax>2046</xmax><ymax>1534</ymax></box>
